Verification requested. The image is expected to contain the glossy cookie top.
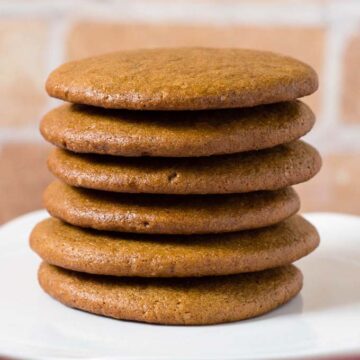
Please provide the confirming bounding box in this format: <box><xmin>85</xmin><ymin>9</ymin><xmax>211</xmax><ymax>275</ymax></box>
<box><xmin>46</xmin><ymin>48</ymin><xmax>318</xmax><ymax>110</ymax></box>
<box><xmin>47</xmin><ymin>141</ymin><xmax>322</xmax><ymax>195</ymax></box>
<box><xmin>43</xmin><ymin>181</ymin><xmax>300</xmax><ymax>234</ymax></box>
<box><xmin>31</xmin><ymin>215</ymin><xmax>319</xmax><ymax>277</ymax></box>
<box><xmin>38</xmin><ymin>263</ymin><xmax>303</xmax><ymax>325</ymax></box>
<box><xmin>41</xmin><ymin>101</ymin><xmax>315</xmax><ymax>157</ymax></box>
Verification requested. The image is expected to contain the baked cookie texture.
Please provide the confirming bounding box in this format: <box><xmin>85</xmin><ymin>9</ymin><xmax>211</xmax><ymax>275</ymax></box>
<box><xmin>30</xmin><ymin>47</ymin><xmax>321</xmax><ymax>325</ymax></box>
<box><xmin>47</xmin><ymin>141</ymin><xmax>321</xmax><ymax>194</ymax></box>
<box><xmin>40</xmin><ymin>100</ymin><xmax>315</xmax><ymax>157</ymax></box>
<box><xmin>44</xmin><ymin>181</ymin><xmax>300</xmax><ymax>234</ymax></box>
<box><xmin>38</xmin><ymin>262</ymin><xmax>303</xmax><ymax>325</ymax></box>
<box><xmin>46</xmin><ymin>48</ymin><xmax>318</xmax><ymax>110</ymax></box>
<box><xmin>31</xmin><ymin>216</ymin><xmax>319</xmax><ymax>277</ymax></box>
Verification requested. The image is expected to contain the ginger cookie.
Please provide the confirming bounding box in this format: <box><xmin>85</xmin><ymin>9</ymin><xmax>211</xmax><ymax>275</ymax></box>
<box><xmin>47</xmin><ymin>141</ymin><xmax>321</xmax><ymax>194</ymax></box>
<box><xmin>43</xmin><ymin>181</ymin><xmax>300</xmax><ymax>234</ymax></box>
<box><xmin>46</xmin><ymin>48</ymin><xmax>318</xmax><ymax>110</ymax></box>
<box><xmin>40</xmin><ymin>101</ymin><xmax>315</xmax><ymax>157</ymax></box>
<box><xmin>31</xmin><ymin>215</ymin><xmax>319</xmax><ymax>277</ymax></box>
<box><xmin>38</xmin><ymin>262</ymin><xmax>303</xmax><ymax>325</ymax></box>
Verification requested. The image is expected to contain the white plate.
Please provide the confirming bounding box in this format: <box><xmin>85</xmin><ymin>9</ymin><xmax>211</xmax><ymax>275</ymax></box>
<box><xmin>0</xmin><ymin>210</ymin><xmax>359</xmax><ymax>360</ymax></box>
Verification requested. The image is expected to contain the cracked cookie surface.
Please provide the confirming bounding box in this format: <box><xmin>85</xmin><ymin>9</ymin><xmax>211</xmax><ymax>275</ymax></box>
<box><xmin>31</xmin><ymin>215</ymin><xmax>319</xmax><ymax>277</ymax></box>
<box><xmin>38</xmin><ymin>262</ymin><xmax>303</xmax><ymax>325</ymax></box>
<box><xmin>41</xmin><ymin>101</ymin><xmax>315</xmax><ymax>157</ymax></box>
<box><xmin>46</xmin><ymin>47</ymin><xmax>318</xmax><ymax>110</ymax></box>
<box><xmin>47</xmin><ymin>141</ymin><xmax>321</xmax><ymax>194</ymax></box>
<box><xmin>43</xmin><ymin>181</ymin><xmax>300</xmax><ymax>234</ymax></box>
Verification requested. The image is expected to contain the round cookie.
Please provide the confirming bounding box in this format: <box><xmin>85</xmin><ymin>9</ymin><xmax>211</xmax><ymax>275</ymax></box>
<box><xmin>40</xmin><ymin>101</ymin><xmax>315</xmax><ymax>157</ymax></box>
<box><xmin>45</xmin><ymin>48</ymin><xmax>318</xmax><ymax>110</ymax></box>
<box><xmin>48</xmin><ymin>141</ymin><xmax>321</xmax><ymax>195</ymax></box>
<box><xmin>31</xmin><ymin>215</ymin><xmax>319</xmax><ymax>277</ymax></box>
<box><xmin>38</xmin><ymin>262</ymin><xmax>303</xmax><ymax>325</ymax></box>
<box><xmin>43</xmin><ymin>181</ymin><xmax>300</xmax><ymax>234</ymax></box>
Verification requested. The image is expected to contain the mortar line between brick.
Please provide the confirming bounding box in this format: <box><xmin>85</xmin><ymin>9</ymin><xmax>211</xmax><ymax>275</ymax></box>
<box><xmin>318</xmin><ymin>15</ymin><xmax>360</xmax><ymax>152</ymax></box>
<box><xmin>0</xmin><ymin>0</ymin><xmax>326</xmax><ymax>26</ymax></box>
<box><xmin>40</xmin><ymin>15</ymin><xmax>71</xmax><ymax>118</ymax></box>
<box><xmin>318</xmin><ymin>21</ymin><xmax>344</xmax><ymax>131</ymax></box>
<box><xmin>74</xmin><ymin>1</ymin><xmax>326</xmax><ymax>26</ymax></box>
<box><xmin>0</xmin><ymin>129</ymin><xmax>43</xmax><ymax>144</ymax></box>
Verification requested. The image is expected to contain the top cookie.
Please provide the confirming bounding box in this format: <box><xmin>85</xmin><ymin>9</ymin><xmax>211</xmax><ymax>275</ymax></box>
<box><xmin>46</xmin><ymin>48</ymin><xmax>318</xmax><ymax>110</ymax></box>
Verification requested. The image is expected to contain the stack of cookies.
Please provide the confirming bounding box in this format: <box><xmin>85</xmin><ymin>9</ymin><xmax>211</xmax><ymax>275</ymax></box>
<box><xmin>30</xmin><ymin>48</ymin><xmax>321</xmax><ymax>325</ymax></box>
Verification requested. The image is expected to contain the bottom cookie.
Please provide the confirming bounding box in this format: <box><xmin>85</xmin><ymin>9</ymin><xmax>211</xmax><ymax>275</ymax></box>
<box><xmin>38</xmin><ymin>263</ymin><xmax>302</xmax><ymax>325</ymax></box>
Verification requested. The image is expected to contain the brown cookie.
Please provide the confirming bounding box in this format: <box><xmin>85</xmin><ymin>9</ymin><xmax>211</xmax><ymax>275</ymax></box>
<box><xmin>40</xmin><ymin>101</ymin><xmax>315</xmax><ymax>157</ymax></box>
<box><xmin>46</xmin><ymin>48</ymin><xmax>318</xmax><ymax>110</ymax></box>
<box><xmin>48</xmin><ymin>141</ymin><xmax>321</xmax><ymax>194</ymax></box>
<box><xmin>31</xmin><ymin>215</ymin><xmax>319</xmax><ymax>277</ymax></box>
<box><xmin>38</xmin><ymin>262</ymin><xmax>303</xmax><ymax>325</ymax></box>
<box><xmin>43</xmin><ymin>181</ymin><xmax>300</xmax><ymax>234</ymax></box>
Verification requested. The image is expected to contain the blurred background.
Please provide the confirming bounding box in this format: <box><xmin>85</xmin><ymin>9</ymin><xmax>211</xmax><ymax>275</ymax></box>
<box><xmin>0</xmin><ymin>0</ymin><xmax>359</xmax><ymax>224</ymax></box>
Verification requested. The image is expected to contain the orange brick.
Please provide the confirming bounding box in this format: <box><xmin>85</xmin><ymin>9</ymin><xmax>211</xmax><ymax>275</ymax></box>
<box><xmin>67</xmin><ymin>22</ymin><xmax>325</xmax><ymax>113</ymax></box>
<box><xmin>0</xmin><ymin>143</ymin><xmax>53</xmax><ymax>224</ymax></box>
<box><xmin>296</xmin><ymin>153</ymin><xmax>360</xmax><ymax>215</ymax></box>
<box><xmin>0</xmin><ymin>20</ymin><xmax>48</xmax><ymax>127</ymax></box>
<box><xmin>341</xmin><ymin>34</ymin><xmax>360</xmax><ymax>124</ymax></box>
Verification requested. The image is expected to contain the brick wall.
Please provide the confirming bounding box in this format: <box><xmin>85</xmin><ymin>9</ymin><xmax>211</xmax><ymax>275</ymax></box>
<box><xmin>0</xmin><ymin>0</ymin><xmax>360</xmax><ymax>223</ymax></box>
